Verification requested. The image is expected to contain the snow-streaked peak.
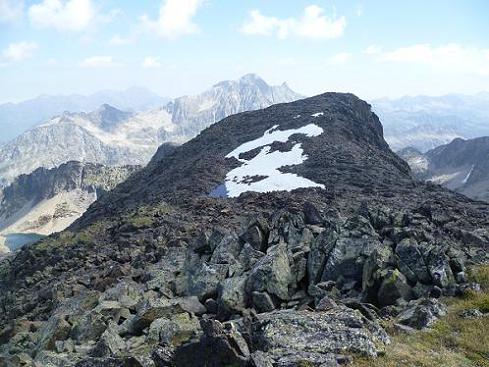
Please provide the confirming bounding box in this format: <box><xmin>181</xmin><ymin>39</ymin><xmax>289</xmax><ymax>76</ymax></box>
<box><xmin>219</xmin><ymin>124</ymin><xmax>325</xmax><ymax>197</ymax></box>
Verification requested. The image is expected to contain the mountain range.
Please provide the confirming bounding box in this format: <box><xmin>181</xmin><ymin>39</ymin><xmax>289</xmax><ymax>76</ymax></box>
<box><xmin>1</xmin><ymin>92</ymin><xmax>487</xmax><ymax>365</ymax></box>
<box><xmin>373</xmin><ymin>92</ymin><xmax>489</xmax><ymax>152</ymax></box>
<box><xmin>0</xmin><ymin>74</ymin><xmax>302</xmax><ymax>186</ymax></box>
<box><xmin>0</xmin><ymin>87</ymin><xmax>169</xmax><ymax>143</ymax></box>
<box><xmin>398</xmin><ymin>136</ymin><xmax>489</xmax><ymax>201</ymax></box>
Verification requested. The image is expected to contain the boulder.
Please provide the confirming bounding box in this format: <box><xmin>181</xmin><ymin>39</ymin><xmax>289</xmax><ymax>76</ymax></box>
<box><xmin>251</xmin><ymin>308</ymin><xmax>389</xmax><ymax>358</ymax></box>
<box><xmin>91</xmin><ymin>324</ymin><xmax>126</xmax><ymax>357</ymax></box>
<box><xmin>148</xmin><ymin>313</ymin><xmax>201</xmax><ymax>347</ymax></box>
<box><xmin>246</xmin><ymin>243</ymin><xmax>291</xmax><ymax>301</ymax></box>
<box><xmin>172</xmin><ymin>319</ymin><xmax>250</xmax><ymax>367</ymax></box>
<box><xmin>251</xmin><ymin>291</ymin><xmax>275</xmax><ymax>313</ymax></box>
<box><xmin>396</xmin><ymin>298</ymin><xmax>447</xmax><ymax>329</ymax></box>
<box><xmin>377</xmin><ymin>269</ymin><xmax>413</xmax><ymax>307</ymax></box>
<box><xmin>395</xmin><ymin>238</ymin><xmax>431</xmax><ymax>284</ymax></box>
<box><xmin>217</xmin><ymin>276</ymin><xmax>248</xmax><ymax>316</ymax></box>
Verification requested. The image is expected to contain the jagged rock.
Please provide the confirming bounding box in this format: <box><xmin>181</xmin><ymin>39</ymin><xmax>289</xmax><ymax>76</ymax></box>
<box><xmin>36</xmin><ymin>314</ymin><xmax>72</xmax><ymax>351</ymax></box>
<box><xmin>377</xmin><ymin>269</ymin><xmax>413</xmax><ymax>307</ymax></box>
<box><xmin>217</xmin><ymin>276</ymin><xmax>248</xmax><ymax>317</ymax></box>
<box><xmin>274</xmin><ymin>352</ymin><xmax>338</xmax><ymax>367</ymax></box>
<box><xmin>396</xmin><ymin>298</ymin><xmax>447</xmax><ymax>329</ymax></box>
<box><xmin>395</xmin><ymin>238</ymin><xmax>432</xmax><ymax>284</ymax></box>
<box><xmin>307</xmin><ymin>228</ymin><xmax>339</xmax><ymax>285</ymax></box>
<box><xmin>186</xmin><ymin>263</ymin><xmax>229</xmax><ymax>300</ymax></box>
<box><xmin>91</xmin><ymin>324</ymin><xmax>126</xmax><ymax>357</ymax></box>
<box><xmin>126</xmin><ymin>297</ymin><xmax>202</xmax><ymax>335</ymax></box>
<box><xmin>321</xmin><ymin>216</ymin><xmax>383</xmax><ymax>286</ymax></box>
<box><xmin>251</xmin><ymin>291</ymin><xmax>275</xmax><ymax>313</ymax></box>
<box><xmin>148</xmin><ymin>313</ymin><xmax>201</xmax><ymax>347</ymax></box>
<box><xmin>303</xmin><ymin>202</ymin><xmax>323</xmax><ymax>225</ymax></box>
<box><xmin>250</xmin><ymin>351</ymin><xmax>274</xmax><ymax>367</ymax></box>
<box><xmin>173</xmin><ymin>319</ymin><xmax>250</xmax><ymax>367</ymax></box>
<box><xmin>246</xmin><ymin>243</ymin><xmax>291</xmax><ymax>301</ymax></box>
<box><xmin>362</xmin><ymin>245</ymin><xmax>394</xmax><ymax>303</ymax></box>
<box><xmin>426</xmin><ymin>247</ymin><xmax>455</xmax><ymax>288</ymax></box>
<box><xmin>241</xmin><ymin>225</ymin><xmax>267</xmax><ymax>252</ymax></box>
<box><xmin>251</xmin><ymin>309</ymin><xmax>389</xmax><ymax>358</ymax></box>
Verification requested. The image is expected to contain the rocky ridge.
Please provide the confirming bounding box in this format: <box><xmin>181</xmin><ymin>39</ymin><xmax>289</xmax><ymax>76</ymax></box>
<box><xmin>0</xmin><ymin>93</ymin><xmax>488</xmax><ymax>366</ymax></box>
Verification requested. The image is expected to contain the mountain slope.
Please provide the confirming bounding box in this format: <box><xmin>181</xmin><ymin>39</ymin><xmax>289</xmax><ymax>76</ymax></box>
<box><xmin>1</xmin><ymin>93</ymin><xmax>488</xmax><ymax>366</ymax></box>
<box><xmin>373</xmin><ymin>93</ymin><xmax>489</xmax><ymax>151</ymax></box>
<box><xmin>0</xmin><ymin>87</ymin><xmax>168</xmax><ymax>143</ymax></box>
<box><xmin>398</xmin><ymin>137</ymin><xmax>489</xmax><ymax>201</ymax></box>
<box><xmin>0</xmin><ymin>161</ymin><xmax>138</xmax><ymax>246</ymax></box>
<box><xmin>0</xmin><ymin>75</ymin><xmax>303</xmax><ymax>185</ymax></box>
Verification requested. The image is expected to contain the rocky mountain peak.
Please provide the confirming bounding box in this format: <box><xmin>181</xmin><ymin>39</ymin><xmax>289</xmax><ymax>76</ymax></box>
<box><xmin>88</xmin><ymin>104</ymin><xmax>133</xmax><ymax>131</ymax></box>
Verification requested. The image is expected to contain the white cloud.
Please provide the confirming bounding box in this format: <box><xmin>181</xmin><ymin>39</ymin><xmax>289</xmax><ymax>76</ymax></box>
<box><xmin>140</xmin><ymin>0</ymin><xmax>204</xmax><ymax>39</ymax></box>
<box><xmin>79</xmin><ymin>56</ymin><xmax>120</xmax><ymax>68</ymax></box>
<box><xmin>28</xmin><ymin>0</ymin><xmax>95</xmax><ymax>32</ymax></box>
<box><xmin>2</xmin><ymin>41</ymin><xmax>38</xmax><ymax>63</ymax></box>
<box><xmin>373</xmin><ymin>43</ymin><xmax>489</xmax><ymax>76</ymax></box>
<box><xmin>240</xmin><ymin>5</ymin><xmax>346</xmax><ymax>40</ymax></box>
<box><xmin>327</xmin><ymin>52</ymin><xmax>351</xmax><ymax>65</ymax></box>
<box><xmin>0</xmin><ymin>0</ymin><xmax>24</xmax><ymax>23</ymax></box>
<box><xmin>142</xmin><ymin>57</ymin><xmax>162</xmax><ymax>68</ymax></box>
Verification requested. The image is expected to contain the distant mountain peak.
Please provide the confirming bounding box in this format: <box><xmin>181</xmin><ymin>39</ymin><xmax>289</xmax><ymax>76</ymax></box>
<box><xmin>89</xmin><ymin>104</ymin><xmax>132</xmax><ymax>130</ymax></box>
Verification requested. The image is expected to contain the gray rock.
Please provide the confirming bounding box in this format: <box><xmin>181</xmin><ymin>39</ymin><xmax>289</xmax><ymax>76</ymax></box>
<box><xmin>91</xmin><ymin>324</ymin><xmax>126</xmax><ymax>357</ymax></box>
<box><xmin>148</xmin><ymin>313</ymin><xmax>201</xmax><ymax>347</ymax></box>
<box><xmin>307</xmin><ymin>228</ymin><xmax>338</xmax><ymax>285</ymax></box>
<box><xmin>251</xmin><ymin>291</ymin><xmax>275</xmax><ymax>313</ymax></box>
<box><xmin>127</xmin><ymin>297</ymin><xmax>200</xmax><ymax>335</ymax></box>
<box><xmin>395</xmin><ymin>238</ymin><xmax>431</xmax><ymax>284</ymax></box>
<box><xmin>173</xmin><ymin>319</ymin><xmax>250</xmax><ymax>367</ymax></box>
<box><xmin>217</xmin><ymin>276</ymin><xmax>248</xmax><ymax>316</ymax></box>
<box><xmin>246</xmin><ymin>243</ymin><xmax>291</xmax><ymax>301</ymax></box>
<box><xmin>459</xmin><ymin>308</ymin><xmax>484</xmax><ymax>319</ymax></box>
<box><xmin>251</xmin><ymin>309</ymin><xmax>389</xmax><ymax>358</ymax></box>
<box><xmin>377</xmin><ymin>269</ymin><xmax>413</xmax><ymax>307</ymax></box>
<box><xmin>241</xmin><ymin>225</ymin><xmax>266</xmax><ymax>252</ymax></box>
<box><xmin>321</xmin><ymin>216</ymin><xmax>383</xmax><ymax>285</ymax></box>
<box><xmin>396</xmin><ymin>298</ymin><xmax>447</xmax><ymax>329</ymax></box>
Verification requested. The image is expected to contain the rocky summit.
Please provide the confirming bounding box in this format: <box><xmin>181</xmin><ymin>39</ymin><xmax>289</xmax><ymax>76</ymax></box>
<box><xmin>1</xmin><ymin>93</ymin><xmax>489</xmax><ymax>366</ymax></box>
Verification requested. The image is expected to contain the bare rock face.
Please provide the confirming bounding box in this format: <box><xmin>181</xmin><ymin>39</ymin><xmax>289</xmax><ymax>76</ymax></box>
<box><xmin>1</xmin><ymin>93</ymin><xmax>489</xmax><ymax>365</ymax></box>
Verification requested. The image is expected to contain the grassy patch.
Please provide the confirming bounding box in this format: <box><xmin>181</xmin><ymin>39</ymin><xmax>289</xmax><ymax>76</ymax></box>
<box><xmin>353</xmin><ymin>265</ymin><xmax>489</xmax><ymax>367</ymax></box>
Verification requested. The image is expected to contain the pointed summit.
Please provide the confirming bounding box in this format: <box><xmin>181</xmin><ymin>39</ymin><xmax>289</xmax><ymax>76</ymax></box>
<box><xmin>89</xmin><ymin>104</ymin><xmax>133</xmax><ymax>130</ymax></box>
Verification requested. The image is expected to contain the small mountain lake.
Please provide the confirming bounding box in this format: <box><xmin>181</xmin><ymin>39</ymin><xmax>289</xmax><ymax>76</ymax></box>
<box><xmin>4</xmin><ymin>233</ymin><xmax>45</xmax><ymax>251</ymax></box>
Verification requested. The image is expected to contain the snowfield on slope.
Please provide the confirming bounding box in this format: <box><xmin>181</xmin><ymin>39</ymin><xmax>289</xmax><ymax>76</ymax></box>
<box><xmin>221</xmin><ymin>124</ymin><xmax>325</xmax><ymax>197</ymax></box>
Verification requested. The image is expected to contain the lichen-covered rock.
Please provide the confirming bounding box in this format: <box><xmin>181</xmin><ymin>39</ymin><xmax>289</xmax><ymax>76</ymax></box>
<box><xmin>246</xmin><ymin>243</ymin><xmax>292</xmax><ymax>301</ymax></box>
<box><xmin>396</xmin><ymin>298</ymin><xmax>447</xmax><ymax>329</ymax></box>
<box><xmin>148</xmin><ymin>313</ymin><xmax>201</xmax><ymax>347</ymax></box>
<box><xmin>377</xmin><ymin>269</ymin><xmax>414</xmax><ymax>307</ymax></box>
<box><xmin>251</xmin><ymin>308</ymin><xmax>389</xmax><ymax>358</ymax></box>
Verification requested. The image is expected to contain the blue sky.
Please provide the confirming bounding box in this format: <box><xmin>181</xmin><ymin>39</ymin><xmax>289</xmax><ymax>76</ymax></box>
<box><xmin>1</xmin><ymin>0</ymin><xmax>488</xmax><ymax>103</ymax></box>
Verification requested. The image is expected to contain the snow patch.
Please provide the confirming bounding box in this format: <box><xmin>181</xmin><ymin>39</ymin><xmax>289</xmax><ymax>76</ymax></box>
<box><xmin>311</xmin><ymin>112</ymin><xmax>324</xmax><ymax>117</ymax></box>
<box><xmin>462</xmin><ymin>165</ymin><xmax>475</xmax><ymax>184</ymax></box>
<box><xmin>219</xmin><ymin>124</ymin><xmax>325</xmax><ymax>197</ymax></box>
